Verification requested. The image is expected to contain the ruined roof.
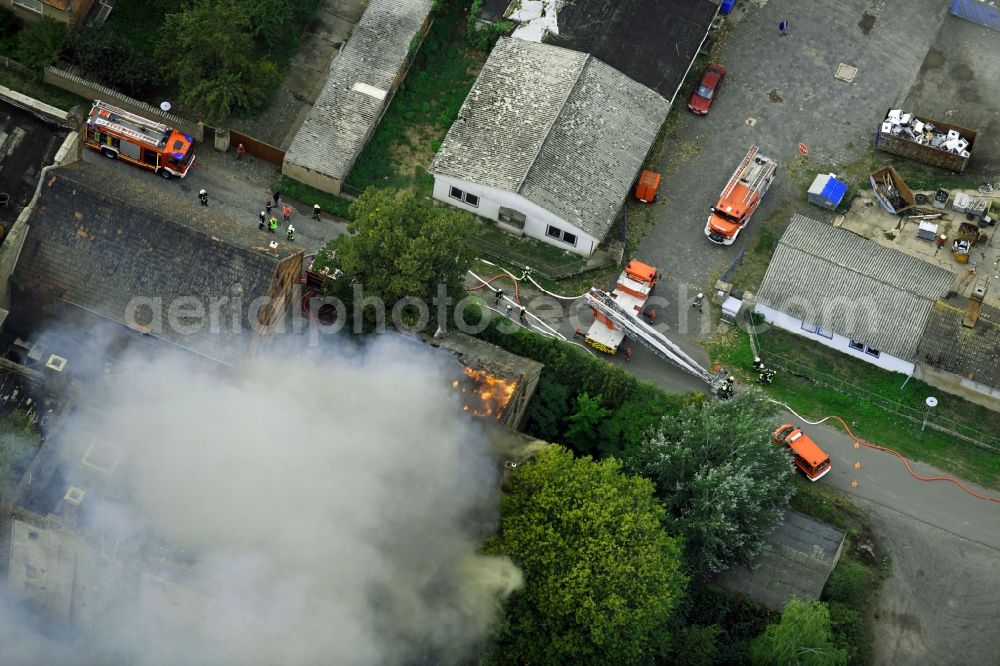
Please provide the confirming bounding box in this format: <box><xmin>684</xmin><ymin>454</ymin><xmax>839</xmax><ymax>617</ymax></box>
<box><xmin>916</xmin><ymin>296</ymin><xmax>1000</xmax><ymax>389</ymax></box>
<box><xmin>430</xmin><ymin>37</ymin><xmax>668</xmax><ymax>240</ymax></box>
<box><xmin>714</xmin><ymin>509</ymin><xmax>845</xmax><ymax>612</ymax></box>
<box><xmin>757</xmin><ymin>215</ymin><xmax>955</xmax><ymax>359</ymax></box>
<box><xmin>283</xmin><ymin>0</ymin><xmax>433</xmax><ymax>184</ymax></box>
<box><xmin>429</xmin><ymin>331</ymin><xmax>543</xmax><ymax>382</ymax></box>
<box><xmin>13</xmin><ymin>161</ymin><xmax>299</xmax><ymax>366</ymax></box>
<box><xmin>477</xmin><ymin>0</ymin><xmax>720</xmax><ymax>100</ymax></box>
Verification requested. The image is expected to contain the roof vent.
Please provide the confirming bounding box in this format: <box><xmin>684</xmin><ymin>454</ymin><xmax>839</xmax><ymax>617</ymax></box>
<box><xmin>45</xmin><ymin>354</ymin><xmax>67</xmax><ymax>372</ymax></box>
<box><xmin>64</xmin><ymin>486</ymin><xmax>86</xmax><ymax>506</ymax></box>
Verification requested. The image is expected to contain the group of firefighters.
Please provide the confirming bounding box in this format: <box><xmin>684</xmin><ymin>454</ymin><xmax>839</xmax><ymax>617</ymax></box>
<box><xmin>199</xmin><ymin>187</ymin><xmax>326</xmax><ymax>243</ymax></box>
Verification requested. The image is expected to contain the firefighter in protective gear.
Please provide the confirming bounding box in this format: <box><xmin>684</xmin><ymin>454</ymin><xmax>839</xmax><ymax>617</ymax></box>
<box><xmin>313</xmin><ymin>204</ymin><xmax>321</xmax><ymax>221</ymax></box>
<box><xmin>758</xmin><ymin>367</ymin><xmax>775</xmax><ymax>385</ymax></box>
<box><xmin>198</xmin><ymin>189</ymin><xmax>208</xmax><ymax>206</ymax></box>
<box><xmin>268</xmin><ymin>217</ymin><xmax>279</xmax><ymax>233</ymax></box>
<box><xmin>286</xmin><ymin>225</ymin><xmax>295</xmax><ymax>241</ymax></box>
<box><xmin>259</xmin><ymin>211</ymin><xmax>266</xmax><ymax>230</ymax></box>
<box><xmin>753</xmin><ymin>357</ymin><xmax>764</xmax><ymax>371</ymax></box>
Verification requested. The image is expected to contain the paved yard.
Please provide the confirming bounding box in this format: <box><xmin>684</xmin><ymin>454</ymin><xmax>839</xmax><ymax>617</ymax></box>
<box><xmin>81</xmin><ymin>147</ymin><xmax>347</xmax><ymax>256</ymax></box>
<box><xmin>902</xmin><ymin>13</ymin><xmax>1000</xmax><ymax>181</ymax></box>
<box><xmin>637</xmin><ymin>0</ymin><xmax>948</xmax><ymax>340</ymax></box>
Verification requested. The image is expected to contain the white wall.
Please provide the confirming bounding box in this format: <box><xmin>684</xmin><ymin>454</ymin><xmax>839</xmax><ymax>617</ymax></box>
<box><xmin>755</xmin><ymin>304</ymin><xmax>916</xmax><ymax>375</ymax></box>
<box><xmin>431</xmin><ymin>175</ymin><xmax>601</xmax><ymax>257</ymax></box>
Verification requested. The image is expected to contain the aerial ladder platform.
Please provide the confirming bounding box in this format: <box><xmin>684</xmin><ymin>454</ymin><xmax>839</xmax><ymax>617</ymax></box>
<box><xmin>584</xmin><ymin>288</ymin><xmax>730</xmax><ymax>392</ymax></box>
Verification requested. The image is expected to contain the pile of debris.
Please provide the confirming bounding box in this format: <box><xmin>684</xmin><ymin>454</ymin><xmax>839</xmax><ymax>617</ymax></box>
<box><xmin>881</xmin><ymin>109</ymin><xmax>971</xmax><ymax>158</ymax></box>
<box><xmin>870</xmin><ymin>165</ymin><xmax>915</xmax><ymax>215</ymax></box>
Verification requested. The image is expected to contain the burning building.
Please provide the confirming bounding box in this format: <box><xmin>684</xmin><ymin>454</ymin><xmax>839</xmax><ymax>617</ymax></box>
<box><xmin>431</xmin><ymin>332</ymin><xmax>542</xmax><ymax>431</ymax></box>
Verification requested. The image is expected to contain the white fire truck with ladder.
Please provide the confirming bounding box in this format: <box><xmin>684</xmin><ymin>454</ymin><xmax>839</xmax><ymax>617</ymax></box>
<box><xmin>583</xmin><ymin>260</ymin><xmax>731</xmax><ymax>393</ymax></box>
<box><xmin>705</xmin><ymin>145</ymin><xmax>777</xmax><ymax>245</ymax></box>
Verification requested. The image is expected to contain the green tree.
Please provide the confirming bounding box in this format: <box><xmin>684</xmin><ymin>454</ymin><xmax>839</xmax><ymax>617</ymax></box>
<box><xmin>314</xmin><ymin>188</ymin><xmax>475</xmax><ymax>331</ymax></box>
<box><xmin>486</xmin><ymin>447</ymin><xmax>687</xmax><ymax>666</ymax></box>
<box><xmin>61</xmin><ymin>27</ymin><xmax>158</xmax><ymax>98</ymax></box>
<box><xmin>751</xmin><ymin>599</ymin><xmax>848</xmax><ymax>666</ymax></box>
<box><xmin>525</xmin><ymin>376</ymin><xmax>570</xmax><ymax>442</ymax></box>
<box><xmin>622</xmin><ymin>389</ymin><xmax>793</xmax><ymax>574</ymax></box>
<box><xmin>15</xmin><ymin>17</ymin><xmax>64</xmax><ymax>71</ymax></box>
<box><xmin>156</xmin><ymin>0</ymin><xmax>279</xmax><ymax>123</ymax></box>
<box><xmin>243</xmin><ymin>0</ymin><xmax>298</xmax><ymax>44</ymax></box>
<box><xmin>563</xmin><ymin>392</ymin><xmax>611</xmax><ymax>455</ymax></box>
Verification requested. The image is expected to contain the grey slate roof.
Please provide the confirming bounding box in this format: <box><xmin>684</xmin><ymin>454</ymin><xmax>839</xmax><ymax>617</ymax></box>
<box><xmin>916</xmin><ymin>296</ymin><xmax>1000</xmax><ymax>389</ymax></box>
<box><xmin>714</xmin><ymin>509</ymin><xmax>846</xmax><ymax>612</ymax></box>
<box><xmin>283</xmin><ymin>0</ymin><xmax>433</xmax><ymax>183</ymax></box>
<box><xmin>757</xmin><ymin>215</ymin><xmax>955</xmax><ymax>359</ymax></box>
<box><xmin>13</xmin><ymin>161</ymin><xmax>295</xmax><ymax>366</ymax></box>
<box><xmin>429</xmin><ymin>37</ymin><xmax>669</xmax><ymax>240</ymax></box>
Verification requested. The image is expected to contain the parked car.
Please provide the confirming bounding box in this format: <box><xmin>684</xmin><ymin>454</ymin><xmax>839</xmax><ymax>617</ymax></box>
<box><xmin>772</xmin><ymin>423</ymin><xmax>832</xmax><ymax>481</ymax></box>
<box><xmin>688</xmin><ymin>64</ymin><xmax>726</xmax><ymax>115</ymax></box>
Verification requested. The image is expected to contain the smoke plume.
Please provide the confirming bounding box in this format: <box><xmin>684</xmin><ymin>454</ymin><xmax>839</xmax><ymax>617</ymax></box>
<box><xmin>4</xmin><ymin>336</ymin><xmax>522</xmax><ymax>665</ymax></box>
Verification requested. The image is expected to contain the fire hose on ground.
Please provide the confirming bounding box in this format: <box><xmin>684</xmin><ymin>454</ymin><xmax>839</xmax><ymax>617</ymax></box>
<box><xmin>770</xmin><ymin>400</ymin><xmax>1000</xmax><ymax>503</ymax></box>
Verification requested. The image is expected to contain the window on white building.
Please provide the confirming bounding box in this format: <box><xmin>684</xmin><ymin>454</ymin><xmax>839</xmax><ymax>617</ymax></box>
<box><xmin>13</xmin><ymin>0</ymin><xmax>43</xmax><ymax>12</ymax></box>
<box><xmin>545</xmin><ymin>225</ymin><xmax>578</xmax><ymax>247</ymax></box>
<box><xmin>801</xmin><ymin>321</ymin><xmax>833</xmax><ymax>339</ymax></box>
<box><xmin>849</xmin><ymin>339</ymin><xmax>880</xmax><ymax>357</ymax></box>
<box><xmin>448</xmin><ymin>186</ymin><xmax>479</xmax><ymax>208</ymax></box>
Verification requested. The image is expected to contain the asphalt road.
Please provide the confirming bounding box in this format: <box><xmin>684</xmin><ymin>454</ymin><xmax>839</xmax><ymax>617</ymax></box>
<box><xmin>782</xmin><ymin>411</ymin><xmax>1000</xmax><ymax>665</ymax></box>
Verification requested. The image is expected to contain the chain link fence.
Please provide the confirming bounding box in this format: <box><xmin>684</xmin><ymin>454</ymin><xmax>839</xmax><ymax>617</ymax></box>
<box><xmin>763</xmin><ymin>349</ymin><xmax>1000</xmax><ymax>451</ymax></box>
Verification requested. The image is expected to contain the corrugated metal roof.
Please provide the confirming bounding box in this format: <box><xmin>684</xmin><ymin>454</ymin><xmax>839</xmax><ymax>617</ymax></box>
<box><xmin>283</xmin><ymin>0</ymin><xmax>433</xmax><ymax>182</ymax></box>
<box><xmin>757</xmin><ymin>215</ymin><xmax>955</xmax><ymax>359</ymax></box>
<box><xmin>429</xmin><ymin>38</ymin><xmax>669</xmax><ymax>240</ymax></box>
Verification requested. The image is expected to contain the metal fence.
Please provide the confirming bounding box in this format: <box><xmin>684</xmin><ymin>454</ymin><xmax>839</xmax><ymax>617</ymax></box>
<box><xmin>0</xmin><ymin>56</ymin><xmax>33</xmax><ymax>77</ymax></box>
<box><xmin>763</xmin><ymin>350</ymin><xmax>1000</xmax><ymax>451</ymax></box>
<box><xmin>720</xmin><ymin>246</ymin><xmax>746</xmax><ymax>283</ymax></box>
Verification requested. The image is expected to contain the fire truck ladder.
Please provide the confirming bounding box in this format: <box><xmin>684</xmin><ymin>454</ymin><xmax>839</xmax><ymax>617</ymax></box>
<box><xmin>584</xmin><ymin>288</ymin><xmax>729</xmax><ymax>390</ymax></box>
<box><xmin>719</xmin><ymin>145</ymin><xmax>759</xmax><ymax>201</ymax></box>
<box><xmin>741</xmin><ymin>155</ymin><xmax>775</xmax><ymax>204</ymax></box>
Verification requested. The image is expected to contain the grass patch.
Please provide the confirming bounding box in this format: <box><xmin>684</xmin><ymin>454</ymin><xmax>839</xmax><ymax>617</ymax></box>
<box><xmin>708</xmin><ymin>326</ymin><xmax>1000</xmax><ymax>489</ymax></box>
<box><xmin>273</xmin><ymin>175</ymin><xmax>355</xmax><ymax>220</ymax></box>
<box><xmin>346</xmin><ymin>1</ymin><xmax>484</xmax><ymax>194</ymax></box>
<box><xmin>790</xmin><ymin>478</ymin><xmax>891</xmax><ymax>666</ymax></box>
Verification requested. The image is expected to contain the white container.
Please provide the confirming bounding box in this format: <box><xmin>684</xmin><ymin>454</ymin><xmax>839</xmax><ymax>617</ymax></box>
<box><xmin>912</xmin><ymin>120</ymin><xmax>924</xmax><ymax>133</ymax></box>
<box><xmin>961</xmin><ymin>150</ymin><xmax>971</xmax><ymax>158</ymax></box>
<box><xmin>881</xmin><ymin>121</ymin><xmax>893</xmax><ymax>133</ymax></box>
<box><xmin>952</xmin><ymin>192</ymin><xmax>972</xmax><ymax>213</ymax></box>
<box><xmin>900</xmin><ymin>113</ymin><xmax>913</xmax><ymax>124</ymax></box>
<box><xmin>887</xmin><ymin>109</ymin><xmax>902</xmax><ymax>122</ymax></box>
<box><xmin>947</xmin><ymin>129</ymin><xmax>960</xmax><ymax>140</ymax></box>
<box><xmin>956</xmin><ymin>138</ymin><xmax>969</xmax><ymax>151</ymax></box>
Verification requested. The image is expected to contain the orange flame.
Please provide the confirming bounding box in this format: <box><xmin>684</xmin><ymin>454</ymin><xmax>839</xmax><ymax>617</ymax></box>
<box><xmin>452</xmin><ymin>367</ymin><xmax>517</xmax><ymax>419</ymax></box>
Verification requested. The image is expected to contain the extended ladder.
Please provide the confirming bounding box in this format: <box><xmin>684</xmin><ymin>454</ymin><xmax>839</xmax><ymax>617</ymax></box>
<box><xmin>719</xmin><ymin>145</ymin><xmax>759</xmax><ymax>200</ymax></box>
<box><xmin>584</xmin><ymin>288</ymin><xmax>730</xmax><ymax>390</ymax></box>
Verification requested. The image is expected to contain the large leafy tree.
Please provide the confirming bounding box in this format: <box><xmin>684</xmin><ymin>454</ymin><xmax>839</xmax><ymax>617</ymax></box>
<box><xmin>622</xmin><ymin>389</ymin><xmax>794</xmax><ymax>574</ymax></box>
<box><xmin>751</xmin><ymin>600</ymin><xmax>848</xmax><ymax>666</ymax></box>
<box><xmin>315</xmin><ymin>188</ymin><xmax>475</xmax><ymax>330</ymax></box>
<box><xmin>486</xmin><ymin>447</ymin><xmax>687</xmax><ymax>666</ymax></box>
<box><xmin>156</xmin><ymin>0</ymin><xmax>279</xmax><ymax>123</ymax></box>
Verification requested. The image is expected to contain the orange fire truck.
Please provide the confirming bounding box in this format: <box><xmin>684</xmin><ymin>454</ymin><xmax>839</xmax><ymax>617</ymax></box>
<box><xmin>83</xmin><ymin>100</ymin><xmax>196</xmax><ymax>179</ymax></box>
<box><xmin>584</xmin><ymin>259</ymin><xmax>658</xmax><ymax>354</ymax></box>
<box><xmin>705</xmin><ymin>145</ymin><xmax>776</xmax><ymax>245</ymax></box>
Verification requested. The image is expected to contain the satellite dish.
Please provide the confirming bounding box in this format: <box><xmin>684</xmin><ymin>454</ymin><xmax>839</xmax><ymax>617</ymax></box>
<box><xmin>160</xmin><ymin>101</ymin><xmax>172</xmax><ymax>112</ymax></box>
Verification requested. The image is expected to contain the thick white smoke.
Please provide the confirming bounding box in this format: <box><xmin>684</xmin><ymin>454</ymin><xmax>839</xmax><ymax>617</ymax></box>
<box><xmin>8</xmin><ymin>336</ymin><xmax>522</xmax><ymax>665</ymax></box>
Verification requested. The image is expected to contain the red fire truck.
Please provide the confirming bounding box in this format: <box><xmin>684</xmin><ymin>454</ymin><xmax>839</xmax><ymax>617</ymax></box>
<box><xmin>83</xmin><ymin>100</ymin><xmax>196</xmax><ymax>179</ymax></box>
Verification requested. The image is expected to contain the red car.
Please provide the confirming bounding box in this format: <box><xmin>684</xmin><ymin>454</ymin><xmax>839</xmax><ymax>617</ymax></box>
<box><xmin>688</xmin><ymin>64</ymin><xmax>726</xmax><ymax>115</ymax></box>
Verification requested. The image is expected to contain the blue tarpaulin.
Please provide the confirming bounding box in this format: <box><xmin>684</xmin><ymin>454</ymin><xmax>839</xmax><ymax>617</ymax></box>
<box><xmin>949</xmin><ymin>0</ymin><xmax>1000</xmax><ymax>32</ymax></box>
<box><xmin>807</xmin><ymin>174</ymin><xmax>847</xmax><ymax>210</ymax></box>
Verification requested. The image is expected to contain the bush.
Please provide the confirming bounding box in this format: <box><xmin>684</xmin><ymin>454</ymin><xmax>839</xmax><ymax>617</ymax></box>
<box><xmin>15</xmin><ymin>18</ymin><xmax>64</xmax><ymax>72</ymax></box>
<box><xmin>669</xmin><ymin>625</ymin><xmax>721</xmax><ymax>666</ymax></box>
<box><xmin>828</xmin><ymin>602</ymin><xmax>870</xmax><ymax>666</ymax></box>
<box><xmin>61</xmin><ymin>27</ymin><xmax>158</xmax><ymax>98</ymax></box>
<box><xmin>824</xmin><ymin>560</ymin><xmax>870</xmax><ymax>608</ymax></box>
<box><xmin>0</xmin><ymin>7</ymin><xmax>18</xmax><ymax>39</ymax></box>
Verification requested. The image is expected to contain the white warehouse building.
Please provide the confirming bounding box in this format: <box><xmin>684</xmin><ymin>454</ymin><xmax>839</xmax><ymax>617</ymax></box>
<box><xmin>428</xmin><ymin>37</ymin><xmax>669</xmax><ymax>257</ymax></box>
<box><xmin>754</xmin><ymin>215</ymin><xmax>955</xmax><ymax>375</ymax></box>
